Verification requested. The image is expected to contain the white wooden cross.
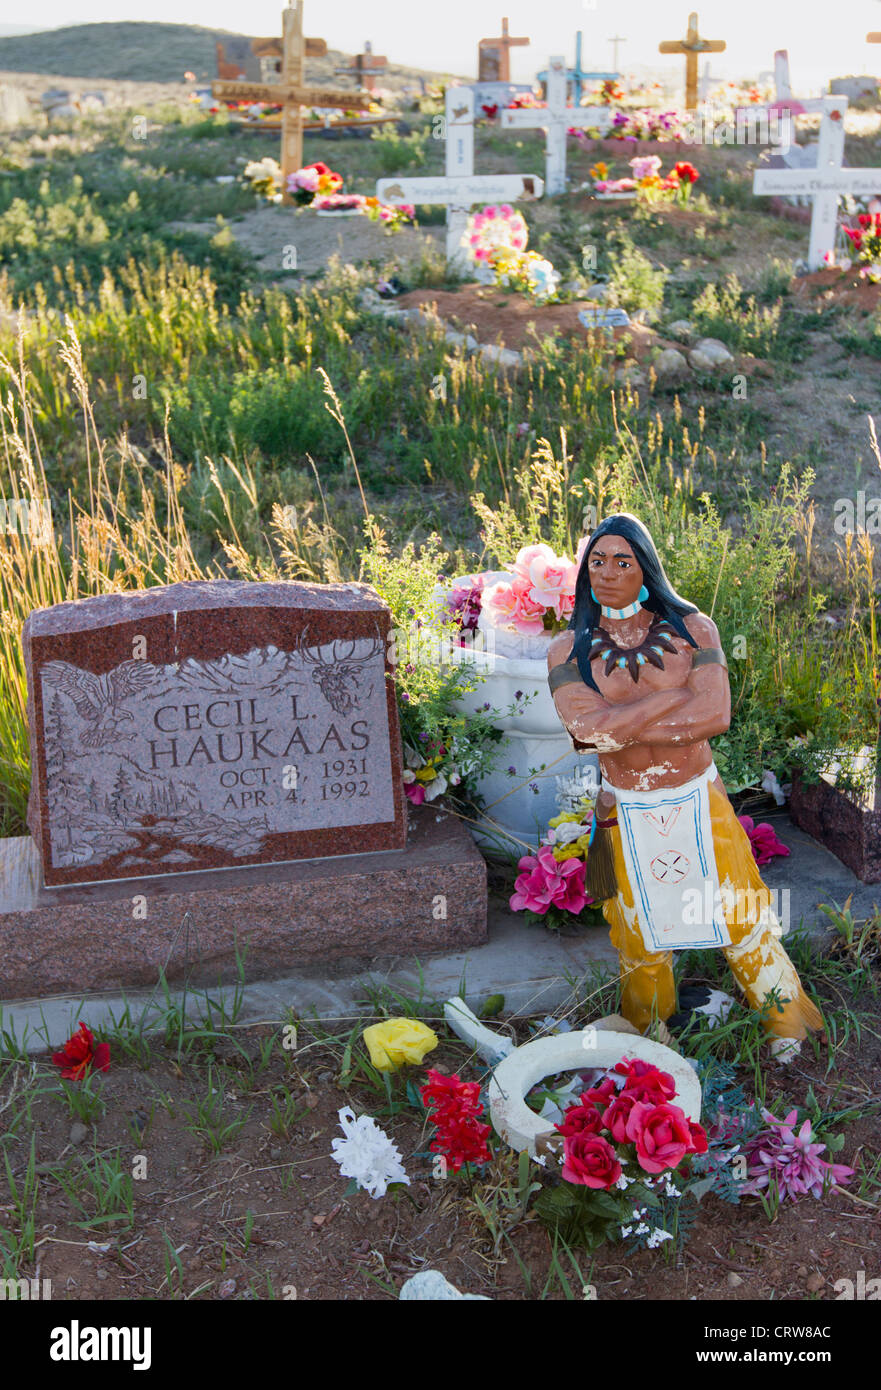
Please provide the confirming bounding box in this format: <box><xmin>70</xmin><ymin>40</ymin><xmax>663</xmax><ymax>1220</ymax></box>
<box><xmin>768</xmin><ymin>49</ymin><xmax>829</xmax><ymax>115</ymax></box>
<box><xmin>499</xmin><ymin>56</ymin><xmax>613</xmax><ymax>195</ymax></box>
<box><xmin>753</xmin><ymin>95</ymin><xmax>881</xmax><ymax>268</ymax></box>
<box><xmin>377</xmin><ymin>87</ymin><xmax>544</xmax><ymax>267</ymax></box>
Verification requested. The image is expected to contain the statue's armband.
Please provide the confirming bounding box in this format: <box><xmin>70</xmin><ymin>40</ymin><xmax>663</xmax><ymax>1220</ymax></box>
<box><xmin>691</xmin><ymin>646</ymin><xmax>728</xmax><ymax>671</ymax></box>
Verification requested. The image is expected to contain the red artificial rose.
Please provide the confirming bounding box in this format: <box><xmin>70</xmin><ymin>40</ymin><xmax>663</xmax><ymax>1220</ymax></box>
<box><xmin>688</xmin><ymin>1119</ymin><xmax>709</xmax><ymax>1155</ymax></box>
<box><xmin>421</xmin><ymin>1069</ymin><xmax>491</xmax><ymax>1171</ymax></box>
<box><xmin>858</xmin><ymin>213</ymin><xmax>872</xmax><ymax>228</ymax></box>
<box><xmin>582</xmin><ymin>1076</ymin><xmax>617</xmax><ymax>1106</ymax></box>
<box><xmin>615</xmin><ymin>1057</ymin><xmax>676</xmax><ymax>1103</ymax></box>
<box><xmin>562</xmin><ymin>1132</ymin><xmax>622</xmax><ymax>1189</ymax></box>
<box><xmin>625</xmin><ymin>1100</ymin><xmax>693</xmax><ymax>1174</ymax></box>
<box><xmin>555</xmin><ymin>1099</ymin><xmax>604</xmax><ymax>1139</ymax></box>
<box><xmin>52</xmin><ymin>1021</ymin><xmax>110</xmax><ymax>1081</ymax></box>
<box><xmin>602</xmin><ymin>1092</ymin><xmax>638</xmax><ymax>1143</ymax></box>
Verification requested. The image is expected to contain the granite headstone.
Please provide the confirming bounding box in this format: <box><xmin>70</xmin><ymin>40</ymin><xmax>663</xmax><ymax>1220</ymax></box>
<box><xmin>23</xmin><ymin>580</ymin><xmax>407</xmax><ymax>888</ymax></box>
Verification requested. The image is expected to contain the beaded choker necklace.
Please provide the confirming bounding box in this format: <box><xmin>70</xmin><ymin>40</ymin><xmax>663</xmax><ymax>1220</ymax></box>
<box><xmin>589</xmin><ymin>614</ymin><xmax>679</xmax><ymax>682</ymax></box>
<box><xmin>599</xmin><ymin>598</ymin><xmax>643</xmax><ymax>620</ymax></box>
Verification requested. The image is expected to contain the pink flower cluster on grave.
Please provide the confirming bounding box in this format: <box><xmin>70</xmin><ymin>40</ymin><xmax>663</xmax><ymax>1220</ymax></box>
<box><xmin>481</xmin><ymin>543</ymin><xmax>578</xmax><ymax>636</ymax></box>
<box><xmin>510</xmin><ymin>845</ymin><xmax>589</xmax><ymax>915</ymax></box>
<box><xmin>465</xmin><ymin>204</ymin><xmax>528</xmax><ymax>262</ymax></box>
<box><xmin>737</xmin><ymin>815</ymin><xmax>790</xmax><ymax>866</ymax></box>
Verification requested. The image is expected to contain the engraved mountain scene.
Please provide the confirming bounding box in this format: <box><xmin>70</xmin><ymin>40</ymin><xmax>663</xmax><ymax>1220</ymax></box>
<box><xmin>39</xmin><ymin>633</ymin><xmax>392</xmax><ymax>876</ymax></box>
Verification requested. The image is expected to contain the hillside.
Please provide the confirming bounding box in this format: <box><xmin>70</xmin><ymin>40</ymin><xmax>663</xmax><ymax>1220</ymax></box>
<box><xmin>0</xmin><ymin>21</ymin><xmax>462</xmax><ymax>87</ymax></box>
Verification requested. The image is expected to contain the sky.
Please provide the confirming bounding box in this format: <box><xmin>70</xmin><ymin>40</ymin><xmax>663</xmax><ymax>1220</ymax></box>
<box><xmin>7</xmin><ymin>0</ymin><xmax>881</xmax><ymax>93</ymax></box>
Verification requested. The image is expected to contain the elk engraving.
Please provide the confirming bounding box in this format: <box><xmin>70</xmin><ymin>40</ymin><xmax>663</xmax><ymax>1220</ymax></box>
<box><xmin>296</xmin><ymin>628</ymin><xmax>384</xmax><ymax>716</ymax></box>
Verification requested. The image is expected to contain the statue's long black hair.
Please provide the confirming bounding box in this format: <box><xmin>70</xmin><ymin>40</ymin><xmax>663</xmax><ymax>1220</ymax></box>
<box><xmin>569</xmin><ymin>514</ymin><xmax>699</xmax><ymax>692</ymax></box>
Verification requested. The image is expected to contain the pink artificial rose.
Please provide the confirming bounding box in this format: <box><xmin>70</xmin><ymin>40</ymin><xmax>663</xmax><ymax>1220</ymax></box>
<box><xmin>512</xmin><ymin>542</ymin><xmax>557</xmax><ymax>581</ymax></box>
<box><xmin>625</xmin><ymin>1100</ymin><xmax>694</xmax><ymax>1174</ymax></box>
<box><xmin>482</xmin><ymin>579</ymin><xmax>545</xmax><ymax>635</ymax></box>
<box><xmin>524</xmin><ymin>553</ymin><xmax>578</xmax><ymax>621</ymax></box>
<box><xmin>405</xmin><ymin>781</ymin><xmax>426</xmax><ymax>805</ymax></box>
<box><xmin>576</xmin><ymin>534</ymin><xmax>590</xmax><ymax>569</ymax></box>
<box><xmin>510</xmin><ymin>846</ymin><xmax>588</xmax><ymax>915</ymax></box>
<box><xmin>737</xmin><ymin>816</ymin><xmax>790</xmax><ymax>867</ymax></box>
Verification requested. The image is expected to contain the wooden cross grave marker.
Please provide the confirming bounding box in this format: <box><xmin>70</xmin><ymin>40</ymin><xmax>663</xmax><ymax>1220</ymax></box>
<box><xmin>500</xmin><ymin>56</ymin><xmax>614</xmax><ymax>196</ymax></box>
<box><xmin>753</xmin><ymin>95</ymin><xmax>881</xmax><ymax>268</ymax></box>
<box><xmin>608</xmin><ymin>35</ymin><xmax>626</xmax><ymax>72</ymax></box>
<box><xmin>212</xmin><ymin>2</ymin><xmax>371</xmax><ymax>203</ymax></box>
<box><xmin>377</xmin><ymin>86</ymin><xmax>544</xmax><ymax>267</ymax></box>
<box><xmin>659</xmin><ymin>11</ymin><xmax>726</xmax><ymax>110</ymax></box>
<box><xmin>336</xmin><ymin>44</ymin><xmax>388</xmax><ymax>92</ymax></box>
<box><xmin>478</xmin><ymin>17</ymin><xmax>530</xmax><ymax>83</ymax></box>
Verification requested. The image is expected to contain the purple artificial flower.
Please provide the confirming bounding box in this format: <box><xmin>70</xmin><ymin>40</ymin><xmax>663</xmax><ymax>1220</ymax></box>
<box><xmin>740</xmin><ymin>1108</ymin><xmax>854</xmax><ymax>1202</ymax></box>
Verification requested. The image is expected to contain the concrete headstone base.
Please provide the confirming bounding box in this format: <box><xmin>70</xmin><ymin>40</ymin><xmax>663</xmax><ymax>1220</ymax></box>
<box><xmin>0</xmin><ymin>806</ymin><xmax>487</xmax><ymax>1001</ymax></box>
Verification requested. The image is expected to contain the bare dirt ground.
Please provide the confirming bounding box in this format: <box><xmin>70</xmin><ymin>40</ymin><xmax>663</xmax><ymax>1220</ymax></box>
<box><xmin>168</xmin><ymin>204</ymin><xmax>444</xmax><ymax>279</ymax></box>
<box><xmin>7</xmin><ymin>962</ymin><xmax>878</xmax><ymax>1302</ymax></box>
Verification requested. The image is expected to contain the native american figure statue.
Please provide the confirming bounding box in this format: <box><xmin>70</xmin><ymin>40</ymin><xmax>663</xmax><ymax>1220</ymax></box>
<box><xmin>547</xmin><ymin>514</ymin><xmax>821</xmax><ymax>1061</ymax></box>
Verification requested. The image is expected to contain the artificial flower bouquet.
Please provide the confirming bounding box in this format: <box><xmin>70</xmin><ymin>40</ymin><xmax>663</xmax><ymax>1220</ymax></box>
<box><xmin>287</xmin><ymin>160</ymin><xmax>343</xmax><ymax>204</ymax></box>
<box><xmin>533</xmin><ymin>1057</ymin><xmax>708</xmax><ymax>1252</ymax></box>
<box><xmin>445</xmin><ymin>542</ymin><xmax>585</xmax><ymax>643</ymax></box>
<box><xmin>590</xmin><ymin>155</ymin><xmax>699</xmax><ymax>205</ymax></box>
<box><xmin>510</xmin><ymin>766</ymin><xmax>598</xmax><ymax>922</ymax></box>
<box><xmin>841</xmin><ymin>209</ymin><xmax>881</xmax><ymax>281</ymax></box>
<box><xmin>462</xmin><ymin>205</ymin><xmax>560</xmax><ymax>302</ymax></box>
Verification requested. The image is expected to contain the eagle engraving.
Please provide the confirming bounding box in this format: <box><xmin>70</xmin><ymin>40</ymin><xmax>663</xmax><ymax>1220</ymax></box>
<box><xmin>41</xmin><ymin>660</ymin><xmax>156</xmax><ymax>746</ymax></box>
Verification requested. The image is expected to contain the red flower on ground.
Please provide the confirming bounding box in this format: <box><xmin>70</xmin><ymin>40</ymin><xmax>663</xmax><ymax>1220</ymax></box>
<box><xmin>614</xmin><ymin>1056</ymin><xmax>676</xmax><ymax>1103</ymax></box>
<box><xmin>555</xmin><ymin>1099</ymin><xmax>605</xmax><ymax>1139</ymax></box>
<box><xmin>625</xmin><ymin>1100</ymin><xmax>695</xmax><ymax>1174</ymax></box>
<box><xmin>52</xmin><ymin>1022</ymin><xmax>110</xmax><ymax>1081</ymax></box>
<box><xmin>421</xmin><ymin>1069</ymin><xmax>491</xmax><ymax>1172</ymax></box>
<box><xmin>562</xmin><ymin>1132</ymin><xmax>622</xmax><ymax>1189</ymax></box>
<box><xmin>601</xmin><ymin>1092</ymin><xmax>639</xmax><ymax>1143</ymax></box>
<box><xmin>673</xmin><ymin>160</ymin><xmax>699</xmax><ymax>183</ymax></box>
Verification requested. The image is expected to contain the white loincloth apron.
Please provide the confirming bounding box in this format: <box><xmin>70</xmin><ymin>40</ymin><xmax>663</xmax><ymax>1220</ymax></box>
<box><xmin>602</xmin><ymin>762</ymin><xmax>733</xmax><ymax>952</ymax></box>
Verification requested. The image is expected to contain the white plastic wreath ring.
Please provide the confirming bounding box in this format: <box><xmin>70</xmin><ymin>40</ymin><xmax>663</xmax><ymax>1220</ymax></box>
<box><xmin>488</xmin><ymin>1029</ymin><xmax>702</xmax><ymax>1156</ymax></box>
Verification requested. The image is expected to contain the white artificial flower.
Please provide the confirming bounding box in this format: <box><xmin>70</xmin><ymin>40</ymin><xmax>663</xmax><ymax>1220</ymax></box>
<box><xmin>330</xmin><ymin>1107</ymin><xmax>410</xmax><ymax>1199</ymax></box>
<box><xmin>547</xmin><ymin>820</ymin><xmax>591</xmax><ymax>848</ymax></box>
<box><xmin>760</xmin><ymin>769</ymin><xmax>787</xmax><ymax>805</ymax></box>
<box><xmin>555</xmin><ymin>766</ymin><xmax>599</xmax><ymax>816</ymax></box>
<box><xmin>647</xmin><ymin>1228</ymin><xmax>674</xmax><ymax>1248</ymax></box>
<box><xmin>423</xmin><ymin>771</ymin><xmax>448</xmax><ymax>801</ymax></box>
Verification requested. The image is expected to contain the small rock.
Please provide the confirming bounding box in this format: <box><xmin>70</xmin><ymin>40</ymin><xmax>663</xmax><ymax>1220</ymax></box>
<box><xmin>797</xmin><ymin>1264</ymin><xmax>808</xmax><ymax>1279</ymax></box>
<box><xmin>615</xmin><ymin>363</ymin><xmax>647</xmax><ymax>388</ymax></box>
<box><xmin>805</xmin><ymin>1271</ymin><xmax>825</xmax><ymax>1293</ymax></box>
<box><xmin>688</xmin><ymin>337</ymin><xmax>734</xmax><ymax>371</ymax></box>
<box><xmin>478</xmin><ymin>343</ymin><xmax>521</xmax><ymax>367</ymax></box>
<box><xmin>727</xmin><ymin>1272</ymin><xmax>743</xmax><ymax>1288</ymax></box>
<box><xmin>654</xmin><ymin>347</ymin><xmax>690</xmax><ymax>382</ymax></box>
<box><xmin>218</xmin><ymin>1278</ymin><xmax>237</xmax><ymax>1299</ymax></box>
<box><xmin>630</xmin><ymin>308</ymin><xmax>652</xmax><ymax>325</ymax></box>
<box><xmin>318</xmin><ymin>1071</ymin><xmax>334</xmax><ymax>1083</ymax></box>
<box><xmin>583</xmin><ymin>282</ymin><xmax>610</xmax><ymax>302</ymax></box>
<box><xmin>304</xmin><ymin>1093</ymin><xmax>319</xmax><ymax>1111</ymax></box>
<box><xmin>399</xmin><ymin>1270</ymin><xmax>490</xmax><ymax>1301</ymax></box>
<box><xmin>667</xmin><ymin>319</ymin><xmax>695</xmax><ymax>341</ymax></box>
<box><xmin>444</xmin><ymin>328</ymin><xmax>478</xmax><ymax>350</ymax></box>
<box><xmin>69</xmin><ymin>1122</ymin><xmax>88</xmax><ymax>1146</ymax></box>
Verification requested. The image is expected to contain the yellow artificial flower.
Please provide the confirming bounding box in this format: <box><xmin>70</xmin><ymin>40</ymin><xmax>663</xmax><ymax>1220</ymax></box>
<box><xmin>362</xmin><ymin>1017</ymin><xmax>439</xmax><ymax>1072</ymax></box>
<box><xmin>414</xmin><ymin>758</ymin><xmax>438</xmax><ymax>783</ymax></box>
<box><xmin>548</xmin><ymin>812</ymin><xmax>581</xmax><ymax>829</ymax></box>
<box><xmin>552</xmin><ymin>835</ymin><xmax>591</xmax><ymax>862</ymax></box>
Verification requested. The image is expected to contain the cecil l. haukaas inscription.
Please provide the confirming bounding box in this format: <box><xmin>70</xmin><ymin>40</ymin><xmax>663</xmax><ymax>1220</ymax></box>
<box><xmin>23</xmin><ymin>580</ymin><xmax>406</xmax><ymax>886</ymax></box>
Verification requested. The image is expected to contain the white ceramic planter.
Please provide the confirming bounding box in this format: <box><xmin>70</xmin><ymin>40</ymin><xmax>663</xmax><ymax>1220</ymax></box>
<box><xmin>438</xmin><ymin>573</ymin><xmax>599</xmax><ymax>856</ymax></box>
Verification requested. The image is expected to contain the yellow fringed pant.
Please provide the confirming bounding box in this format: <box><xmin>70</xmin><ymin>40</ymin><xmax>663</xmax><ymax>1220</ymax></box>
<box><xmin>602</xmin><ymin>781</ymin><xmax>823</xmax><ymax>1040</ymax></box>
